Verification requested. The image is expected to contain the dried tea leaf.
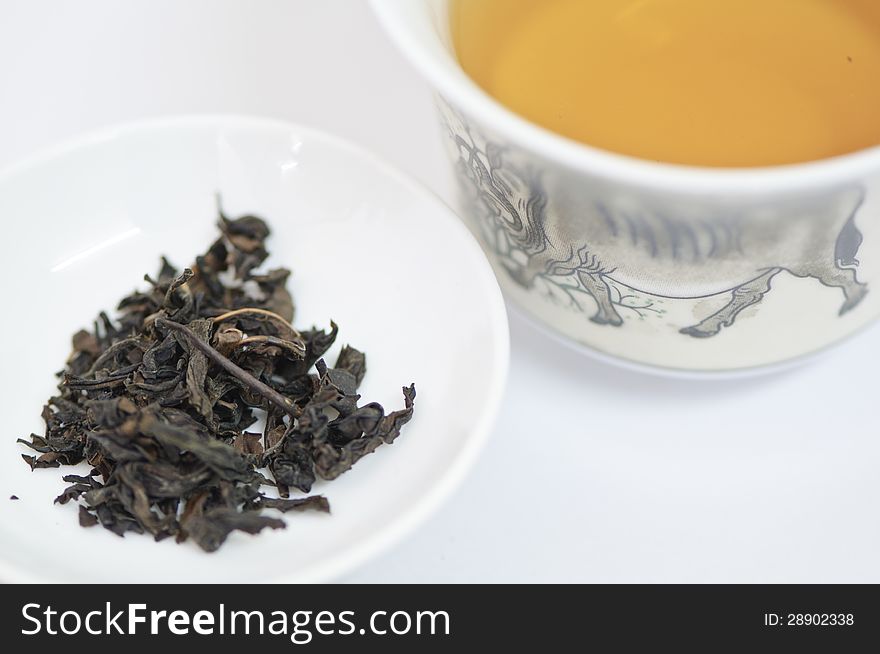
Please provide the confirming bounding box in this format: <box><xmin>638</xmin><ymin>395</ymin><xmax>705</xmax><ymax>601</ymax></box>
<box><xmin>185</xmin><ymin>508</ymin><xmax>285</xmax><ymax>553</ymax></box>
<box><xmin>233</xmin><ymin>432</ymin><xmax>264</xmax><ymax>456</ymax></box>
<box><xmin>79</xmin><ymin>505</ymin><xmax>99</xmax><ymax>527</ymax></box>
<box><xmin>179</xmin><ymin>318</ymin><xmax>214</xmax><ymax>422</ymax></box>
<box><xmin>249</xmin><ymin>495</ymin><xmax>330</xmax><ymax>514</ymax></box>
<box><xmin>335</xmin><ymin>345</ymin><xmax>367</xmax><ymax>386</ymax></box>
<box><xmin>270</xmin><ymin>444</ymin><xmax>316</xmax><ymax>493</ymax></box>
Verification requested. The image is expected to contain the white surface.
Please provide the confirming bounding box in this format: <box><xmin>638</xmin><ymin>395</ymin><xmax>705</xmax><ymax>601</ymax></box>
<box><xmin>0</xmin><ymin>116</ymin><xmax>508</xmax><ymax>582</ymax></box>
<box><xmin>2</xmin><ymin>0</ymin><xmax>879</xmax><ymax>583</ymax></box>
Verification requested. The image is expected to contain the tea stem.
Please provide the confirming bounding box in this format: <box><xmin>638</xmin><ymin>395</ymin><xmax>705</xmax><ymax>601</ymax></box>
<box><xmin>213</xmin><ymin>307</ymin><xmax>294</xmax><ymax>327</ymax></box>
<box><xmin>156</xmin><ymin>318</ymin><xmax>299</xmax><ymax>418</ymax></box>
<box><xmin>214</xmin><ymin>306</ymin><xmax>300</xmax><ymax>337</ymax></box>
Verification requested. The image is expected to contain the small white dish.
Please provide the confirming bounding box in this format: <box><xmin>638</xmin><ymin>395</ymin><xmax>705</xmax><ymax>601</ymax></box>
<box><xmin>0</xmin><ymin>116</ymin><xmax>509</xmax><ymax>583</ymax></box>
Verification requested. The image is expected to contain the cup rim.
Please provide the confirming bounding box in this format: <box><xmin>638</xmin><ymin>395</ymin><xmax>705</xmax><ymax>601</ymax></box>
<box><xmin>371</xmin><ymin>0</ymin><xmax>880</xmax><ymax>195</ymax></box>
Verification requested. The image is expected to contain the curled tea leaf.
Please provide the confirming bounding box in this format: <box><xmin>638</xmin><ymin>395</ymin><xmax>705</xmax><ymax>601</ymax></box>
<box><xmin>79</xmin><ymin>505</ymin><xmax>99</xmax><ymax>528</ymax></box>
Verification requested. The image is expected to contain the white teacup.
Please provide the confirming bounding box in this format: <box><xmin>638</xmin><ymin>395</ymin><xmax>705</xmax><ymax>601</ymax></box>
<box><xmin>372</xmin><ymin>0</ymin><xmax>880</xmax><ymax>373</ymax></box>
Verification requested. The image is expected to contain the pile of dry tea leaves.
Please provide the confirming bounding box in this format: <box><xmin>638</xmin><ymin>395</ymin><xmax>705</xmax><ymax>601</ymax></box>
<box><xmin>18</xmin><ymin>212</ymin><xmax>415</xmax><ymax>552</ymax></box>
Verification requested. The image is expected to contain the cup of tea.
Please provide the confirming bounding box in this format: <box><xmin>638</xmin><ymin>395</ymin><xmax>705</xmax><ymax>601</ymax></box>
<box><xmin>372</xmin><ymin>0</ymin><xmax>880</xmax><ymax>373</ymax></box>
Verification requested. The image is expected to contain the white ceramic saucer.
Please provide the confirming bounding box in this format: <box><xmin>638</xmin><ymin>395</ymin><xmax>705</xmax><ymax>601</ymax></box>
<box><xmin>0</xmin><ymin>116</ymin><xmax>509</xmax><ymax>583</ymax></box>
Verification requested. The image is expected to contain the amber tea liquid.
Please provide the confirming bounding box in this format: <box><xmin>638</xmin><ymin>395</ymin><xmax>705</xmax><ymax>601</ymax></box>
<box><xmin>451</xmin><ymin>0</ymin><xmax>880</xmax><ymax>167</ymax></box>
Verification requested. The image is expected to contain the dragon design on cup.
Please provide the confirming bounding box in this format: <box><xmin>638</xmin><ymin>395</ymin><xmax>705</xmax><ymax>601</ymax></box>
<box><xmin>442</xmin><ymin>104</ymin><xmax>869</xmax><ymax>337</ymax></box>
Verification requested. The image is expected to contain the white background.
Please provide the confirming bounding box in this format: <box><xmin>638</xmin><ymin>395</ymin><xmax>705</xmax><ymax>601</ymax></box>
<box><xmin>2</xmin><ymin>0</ymin><xmax>879</xmax><ymax>582</ymax></box>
